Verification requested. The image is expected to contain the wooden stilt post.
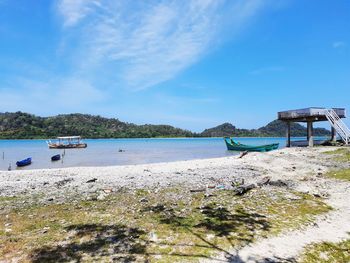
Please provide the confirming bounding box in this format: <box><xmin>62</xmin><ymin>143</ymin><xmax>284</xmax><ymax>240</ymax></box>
<box><xmin>331</xmin><ymin>127</ymin><xmax>337</xmax><ymax>142</ymax></box>
<box><xmin>286</xmin><ymin>121</ymin><xmax>291</xmax><ymax>147</ymax></box>
<box><xmin>307</xmin><ymin>121</ymin><xmax>314</xmax><ymax>147</ymax></box>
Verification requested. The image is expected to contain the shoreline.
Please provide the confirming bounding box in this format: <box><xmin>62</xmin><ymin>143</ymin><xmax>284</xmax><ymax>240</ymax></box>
<box><xmin>1</xmin><ymin>146</ymin><xmax>349</xmax><ymax>262</ymax></box>
<box><xmin>0</xmin><ymin>146</ymin><xmax>343</xmax><ymax>197</ymax></box>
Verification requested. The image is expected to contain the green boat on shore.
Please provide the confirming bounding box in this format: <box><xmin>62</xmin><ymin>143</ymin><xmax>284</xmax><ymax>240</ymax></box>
<box><xmin>224</xmin><ymin>137</ymin><xmax>279</xmax><ymax>152</ymax></box>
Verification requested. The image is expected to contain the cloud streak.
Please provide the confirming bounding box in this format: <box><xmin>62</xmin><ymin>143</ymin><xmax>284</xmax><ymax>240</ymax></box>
<box><xmin>56</xmin><ymin>0</ymin><xmax>269</xmax><ymax>90</ymax></box>
<box><xmin>332</xmin><ymin>41</ymin><xmax>346</xmax><ymax>49</ymax></box>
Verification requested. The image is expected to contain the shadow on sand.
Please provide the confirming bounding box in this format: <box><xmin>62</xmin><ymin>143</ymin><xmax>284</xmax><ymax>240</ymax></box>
<box><xmin>30</xmin><ymin>203</ymin><xmax>291</xmax><ymax>262</ymax></box>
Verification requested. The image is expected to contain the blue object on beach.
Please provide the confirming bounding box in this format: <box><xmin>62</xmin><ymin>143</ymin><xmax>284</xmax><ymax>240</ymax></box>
<box><xmin>16</xmin><ymin>157</ymin><xmax>32</xmax><ymax>167</ymax></box>
<box><xmin>51</xmin><ymin>154</ymin><xmax>61</xmax><ymax>161</ymax></box>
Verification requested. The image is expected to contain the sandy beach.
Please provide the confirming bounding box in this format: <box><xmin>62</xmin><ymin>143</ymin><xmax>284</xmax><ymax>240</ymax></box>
<box><xmin>1</xmin><ymin>146</ymin><xmax>350</xmax><ymax>262</ymax></box>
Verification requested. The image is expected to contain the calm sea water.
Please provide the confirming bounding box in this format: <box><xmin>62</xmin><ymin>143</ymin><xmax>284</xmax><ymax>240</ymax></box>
<box><xmin>0</xmin><ymin>137</ymin><xmax>322</xmax><ymax>170</ymax></box>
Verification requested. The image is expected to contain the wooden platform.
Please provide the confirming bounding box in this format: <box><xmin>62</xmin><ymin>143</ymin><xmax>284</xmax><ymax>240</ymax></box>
<box><xmin>277</xmin><ymin>107</ymin><xmax>347</xmax><ymax>147</ymax></box>
<box><xmin>278</xmin><ymin>107</ymin><xmax>345</xmax><ymax>122</ymax></box>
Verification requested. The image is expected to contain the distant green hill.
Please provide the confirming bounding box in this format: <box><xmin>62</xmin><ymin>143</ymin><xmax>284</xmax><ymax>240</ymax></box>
<box><xmin>0</xmin><ymin>112</ymin><xmax>194</xmax><ymax>139</ymax></box>
<box><xmin>201</xmin><ymin>120</ymin><xmax>331</xmax><ymax>137</ymax></box>
<box><xmin>0</xmin><ymin>112</ymin><xmax>330</xmax><ymax>139</ymax></box>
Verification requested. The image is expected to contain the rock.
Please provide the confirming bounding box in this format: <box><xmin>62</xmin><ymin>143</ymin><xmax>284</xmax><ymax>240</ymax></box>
<box><xmin>97</xmin><ymin>193</ymin><xmax>107</xmax><ymax>201</ymax></box>
<box><xmin>268</xmin><ymin>180</ymin><xmax>288</xmax><ymax>187</ymax></box>
<box><xmin>41</xmin><ymin>226</ymin><xmax>50</xmax><ymax>234</ymax></box>
<box><xmin>205</xmin><ymin>193</ymin><xmax>214</xmax><ymax>198</ymax></box>
<box><xmin>86</xmin><ymin>178</ymin><xmax>97</xmax><ymax>183</ymax></box>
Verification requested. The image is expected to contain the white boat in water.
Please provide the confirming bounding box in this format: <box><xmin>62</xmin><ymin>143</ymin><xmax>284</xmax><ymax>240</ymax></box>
<box><xmin>47</xmin><ymin>136</ymin><xmax>87</xmax><ymax>149</ymax></box>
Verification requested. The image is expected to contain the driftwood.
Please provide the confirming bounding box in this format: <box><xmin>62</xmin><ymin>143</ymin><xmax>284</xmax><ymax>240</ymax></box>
<box><xmin>233</xmin><ymin>184</ymin><xmax>256</xmax><ymax>195</ymax></box>
<box><xmin>86</xmin><ymin>178</ymin><xmax>97</xmax><ymax>183</ymax></box>
<box><xmin>190</xmin><ymin>188</ymin><xmax>206</xmax><ymax>193</ymax></box>
<box><xmin>239</xmin><ymin>151</ymin><xmax>249</xmax><ymax>159</ymax></box>
<box><xmin>257</xmin><ymin>176</ymin><xmax>271</xmax><ymax>186</ymax></box>
<box><xmin>268</xmin><ymin>179</ymin><xmax>288</xmax><ymax>187</ymax></box>
<box><xmin>230</xmin><ymin>176</ymin><xmax>290</xmax><ymax>196</ymax></box>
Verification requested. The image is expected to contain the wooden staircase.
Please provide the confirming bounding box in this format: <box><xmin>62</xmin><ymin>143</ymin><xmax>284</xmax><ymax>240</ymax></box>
<box><xmin>325</xmin><ymin>108</ymin><xmax>350</xmax><ymax>145</ymax></box>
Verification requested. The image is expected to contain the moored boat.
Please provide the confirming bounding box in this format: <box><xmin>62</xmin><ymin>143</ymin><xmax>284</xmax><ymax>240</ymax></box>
<box><xmin>47</xmin><ymin>136</ymin><xmax>87</xmax><ymax>149</ymax></box>
<box><xmin>224</xmin><ymin>137</ymin><xmax>279</xmax><ymax>152</ymax></box>
<box><xmin>16</xmin><ymin>157</ymin><xmax>32</xmax><ymax>167</ymax></box>
<box><xmin>51</xmin><ymin>154</ymin><xmax>61</xmax><ymax>161</ymax></box>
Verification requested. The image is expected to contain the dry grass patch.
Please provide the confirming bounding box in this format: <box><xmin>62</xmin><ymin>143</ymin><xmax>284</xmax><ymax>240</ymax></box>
<box><xmin>300</xmin><ymin>238</ymin><xmax>350</xmax><ymax>263</ymax></box>
<box><xmin>324</xmin><ymin>148</ymin><xmax>350</xmax><ymax>162</ymax></box>
<box><xmin>0</xmin><ymin>187</ymin><xmax>331</xmax><ymax>262</ymax></box>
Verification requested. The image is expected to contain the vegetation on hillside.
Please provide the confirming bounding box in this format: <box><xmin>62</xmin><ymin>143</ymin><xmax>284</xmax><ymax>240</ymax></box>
<box><xmin>0</xmin><ymin>112</ymin><xmax>194</xmax><ymax>139</ymax></box>
<box><xmin>0</xmin><ymin>112</ymin><xmax>331</xmax><ymax>139</ymax></box>
<box><xmin>201</xmin><ymin>120</ymin><xmax>331</xmax><ymax>137</ymax></box>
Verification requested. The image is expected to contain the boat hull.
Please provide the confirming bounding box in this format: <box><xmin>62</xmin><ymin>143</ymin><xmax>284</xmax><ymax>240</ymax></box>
<box><xmin>48</xmin><ymin>143</ymin><xmax>87</xmax><ymax>149</ymax></box>
<box><xmin>16</xmin><ymin>158</ymin><xmax>32</xmax><ymax>167</ymax></box>
<box><xmin>51</xmin><ymin>154</ymin><xmax>61</xmax><ymax>161</ymax></box>
<box><xmin>224</xmin><ymin>138</ymin><xmax>279</xmax><ymax>152</ymax></box>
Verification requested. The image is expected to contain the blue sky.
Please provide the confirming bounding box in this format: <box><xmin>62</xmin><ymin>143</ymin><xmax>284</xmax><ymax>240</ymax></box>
<box><xmin>0</xmin><ymin>0</ymin><xmax>349</xmax><ymax>132</ymax></box>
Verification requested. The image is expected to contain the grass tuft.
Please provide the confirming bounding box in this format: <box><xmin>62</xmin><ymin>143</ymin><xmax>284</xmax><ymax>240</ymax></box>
<box><xmin>300</xmin><ymin>238</ymin><xmax>350</xmax><ymax>263</ymax></box>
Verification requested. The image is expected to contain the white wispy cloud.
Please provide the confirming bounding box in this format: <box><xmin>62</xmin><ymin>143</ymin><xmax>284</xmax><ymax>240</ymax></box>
<box><xmin>332</xmin><ymin>41</ymin><xmax>346</xmax><ymax>49</ymax></box>
<box><xmin>0</xmin><ymin>76</ymin><xmax>105</xmax><ymax>114</ymax></box>
<box><xmin>56</xmin><ymin>0</ymin><xmax>101</xmax><ymax>27</ymax></box>
<box><xmin>56</xmin><ymin>0</ymin><xmax>271</xmax><ymax>90</ymax></box>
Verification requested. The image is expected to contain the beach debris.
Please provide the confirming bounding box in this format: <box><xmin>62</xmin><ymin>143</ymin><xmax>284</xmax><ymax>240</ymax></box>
<box><xmin>216</xmin><ymin>185</ymin><xmax>225</xmax><ymax>190</ymax></box>
<box><xmin>231</xmin><ymin>178</ymin><xmax>245</xmax><ymax>187</ymax></box>
<box><xmin>41</xmin><ymin>226</ymin><xmax>50</xmax><ymax>234</ymax></box>
<box><xmin>149</xmin><ymin>232</ymin><xmax>158</xmax><ymax>242</ymax></box>
<box><xmin>55</xmin><ymin>178</ymin><xmax>73</xmax><ymax>188</ymax></box>
<box><xmin>140</xmin><ymin>198</ymin><xmax>149</xmax><ymax>203</ymax></box>
<box><xmin>233</xmin><ymin>184</ymin><xmax>256</xmax><ymax>196</ymax></box>
<box><xmin>205</xmin><ymin>193</ymin><xmax>214</xmax><ymax>198</ymax></box>
<box><xmin>313</xmin><ymin>191</ymin><xmax>330</xmax><ymax>199</ymax></box>
<box><xmin>257</xmin><ymin>176</ymin><xmax>271</xmax><ymax>186</ymax></box>
<box><xmin>47</xmin><ymin>197</ymin><xmax>54</xmax><ymax>202</ymax></box>
<box><xmin>97</xmin><ymin>193</ymin><xmax>108</xmax><ymax>201</ymax></box>
<box><xmin>239</xmin><ymin>151</ymin><xmax>249</xmax><ymax>158</ymax></box>
<box><xmin>190</xmin><ymin>188</ymin><xmax>206</xmax><ymax>193</ymax></box>
<box><xmin>103</xmin><ymin>188</ymin><xmax>113</xmax><ymax>193</ymax></box>
<box><xmin>86</xmin><ymin>178</ymin><xmax>97</xmax><ymax>183</ymax></box>
<box><xmin>268</xmin><ymin>179</ymin><xmax>288</xmax><ymax>187</ymax></box>
<box><xmin>207</xmin><ymin>185</ymin><xmax>215</xmax><ymax>189</ymax></box>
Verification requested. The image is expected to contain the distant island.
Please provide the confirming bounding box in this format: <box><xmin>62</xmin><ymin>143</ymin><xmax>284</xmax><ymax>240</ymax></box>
<box><xmin>0</xmin><ymin>112</ymin><xmax>331</xmax><ymax>139</ymax></box>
